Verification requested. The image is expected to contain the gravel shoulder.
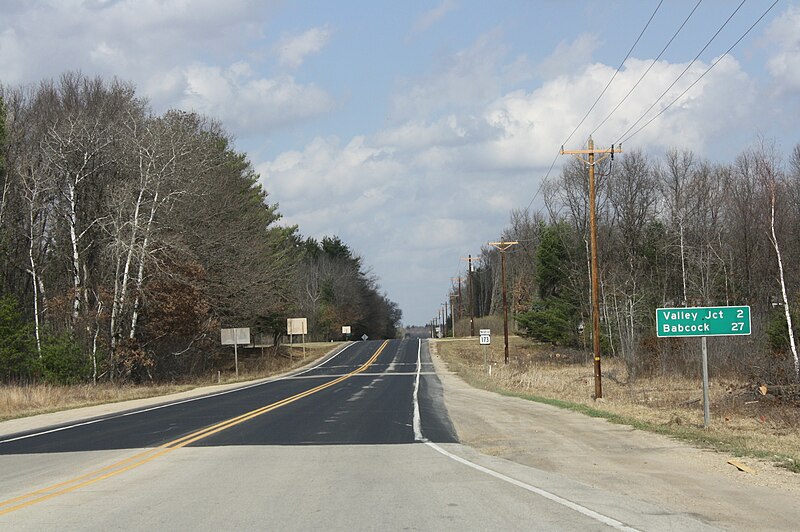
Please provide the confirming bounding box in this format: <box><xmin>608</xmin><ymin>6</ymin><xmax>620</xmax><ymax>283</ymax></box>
<box><xmin>428</xmin><ymin>341</ymin><xmax>800</xmax><ymax>531</ymax></box>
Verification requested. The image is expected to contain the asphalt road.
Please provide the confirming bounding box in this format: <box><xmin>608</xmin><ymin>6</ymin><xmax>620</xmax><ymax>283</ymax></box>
<box><xmin>0</xmin><ymin>339</ymin><xmax>455</xmax><ymax>454</ymax></box>
<box><xmin>0</xmin><ymin>339</ymin><xmax>721</xmax><ymax>530</ymax></box>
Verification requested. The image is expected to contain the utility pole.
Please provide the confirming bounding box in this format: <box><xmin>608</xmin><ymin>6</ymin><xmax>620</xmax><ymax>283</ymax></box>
<box><xmin>449</xmin><ymin>293</ymin><xmax>457</xmax><ymax>337</ymax></box>
<box><xmin>451</xmin><ymin>277</ymin><xmax>463</xmax><ymax>322</ymax></box>
<box><xmin>461</xmin><ymin>255</ymin><xmax>476</xmax><ymax>336</ymax></box>
<box><xmin>442</xmin><ymin>302</ymin><xmax>448</xmax><ymax>338</ymax></box>
<box><xmin>560</xmin><ymin>136</ymin><xmax>620</xmax><ymax>399</ymax></box>
<box><xmin>489</xmin><ymin>241</ymin><xmax>518</xmax><ymax>364</ymax></box>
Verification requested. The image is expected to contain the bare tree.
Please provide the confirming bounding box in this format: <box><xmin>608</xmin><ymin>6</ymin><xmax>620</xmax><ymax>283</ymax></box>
<box><xmin>754</xmin><ymin>142</ymin><xmax>799</xmax><ymax>379</ymax></box>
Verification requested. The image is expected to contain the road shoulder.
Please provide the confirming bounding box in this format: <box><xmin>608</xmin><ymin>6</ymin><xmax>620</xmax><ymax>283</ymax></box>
<box><xmin>428</xmin><ymin>340</ymin><xmax>800</xmax><ymax>531</ymax></box>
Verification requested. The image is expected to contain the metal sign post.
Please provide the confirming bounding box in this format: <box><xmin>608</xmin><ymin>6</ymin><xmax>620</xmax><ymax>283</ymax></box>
<box><xmin>220</xmin><ymin>327</ymin><xmax>251</xmax><ymax>378</ymax></box>
<box><xmin>287</xmin><ymin>318</ymin><xmax>308</xmax><ymax>361</ymax></box>
<box><xmin>479</xmin><ymin>329</ymin><xmax>491</xmax><ymax>373</ymax></box>
<box><xmin>656</xmin><ymin>306</ymin><xmax>751</xmax><ymax>428</ymax></box>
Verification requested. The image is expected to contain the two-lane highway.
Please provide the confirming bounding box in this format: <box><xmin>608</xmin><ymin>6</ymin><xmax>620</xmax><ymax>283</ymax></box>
<box><xmin>0</xmin><ymin>339</ymin><xmax>716</xmax><ymax>530</ymax></box>
<box><xmin>0</xmin><ymin>339</ymin><xmax>453</xmax><ymax>455</ymax></box>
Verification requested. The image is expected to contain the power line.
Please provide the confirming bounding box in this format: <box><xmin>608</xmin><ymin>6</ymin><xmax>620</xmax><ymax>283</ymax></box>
<box><xmin>618</xmin><ymin>0</ymin><xmax>780</xmax><ymax>146</ymax></box>
<box><xmin>561</xmin><ymin>0</ymin><xmax>664</xmax><ymax>149</ymax></box>
<box><xmin>613</xmin><ymin>0</ymin><xmax>748</xmax><ymax>145</ymax></box>
<box><xmin>523</xmin><ymin>0</ymin><xmax>664</xmax><ymax>214</ymax></box>
<box><xmin>590</xmin><ymin>0</ymin><xmax>704</xmax><ymax>137</ymax></box>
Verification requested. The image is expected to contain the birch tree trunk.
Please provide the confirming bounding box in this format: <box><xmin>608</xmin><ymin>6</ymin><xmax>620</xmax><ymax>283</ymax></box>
<box><xmin>768</xmin><ymin>184</ymin><xmax>799</xmax><ymax>378</ymax></box>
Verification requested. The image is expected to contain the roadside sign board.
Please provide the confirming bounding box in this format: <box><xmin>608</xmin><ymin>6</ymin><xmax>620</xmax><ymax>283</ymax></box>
<box><xmin>221</xmin><ymin>327</ymin><xmax>250</xmax><ymax>345</ymax></box>
<box><xmin>361</xmin><ymin>334</ymin><xmax>368</xmax><ymax>341</ymax></box>
<box><xmin>287</xmin><ymin>318</ymin><xmax>308</xmax><ymax>335</ymax></box>
<box><xmin>479</xmin><ymin>329</ymin><xmax>491</xmax><ymax>345</ymax></box>
<box><xmin>342</xmin><ymin>326</ymin><xmax>351</xmax><ymax>334</ymax></box>
<box><xmin>656</xmin><ymin>306</ymin><xmax>751</xmax><ymax>338</ymax></box>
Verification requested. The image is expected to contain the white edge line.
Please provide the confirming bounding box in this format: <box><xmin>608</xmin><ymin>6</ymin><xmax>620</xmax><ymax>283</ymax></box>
<box><xmin>412</xmin><ymin>338</ymin><xmax>424</xmax><ymax>442</ymax></box>
<box><xmin>0</xmin><ymin>342</ymin><xmax>358</xmax><ymax>445</ymax></box>
<box><xmin>414</xmin><ymin>339</ymin><xmax>639</xmax><ymax>532</ymax></box>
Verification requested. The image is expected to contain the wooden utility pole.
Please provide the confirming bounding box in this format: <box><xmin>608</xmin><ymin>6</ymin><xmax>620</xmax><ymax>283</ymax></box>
<box><xmin>461</xmin><ymin>256</ymin><xmax>476</xmax><ymax>336</ymax></box>
<box><xmin>489</xmin><ymin>241</ymin><xmax>518</xmax><ymax>364</ymax></box>
<box><xmin>560</xmin><ymin>136</ymin><xmax>620</xmax><ymax>399</ymax></box>
<box><xmin>449</xmin><ymin>293</ymin><xmax>458</xmax><ymax>337</ymax></box>
<box><xmin>442</xmin><ymin>302</ymin><xmax>448</xmax><ymax>338</ymax></box>
<box><xmin>451</xmin><ymin>277</ymin><xmax>463</xmax><ymax>322</ymax></box>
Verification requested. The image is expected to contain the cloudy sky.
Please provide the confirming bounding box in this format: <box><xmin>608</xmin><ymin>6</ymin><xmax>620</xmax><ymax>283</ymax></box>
<box><xmin>3</xmin><ymin>0</ymin><xmax>799</xmax><ymax>325</ymax></box>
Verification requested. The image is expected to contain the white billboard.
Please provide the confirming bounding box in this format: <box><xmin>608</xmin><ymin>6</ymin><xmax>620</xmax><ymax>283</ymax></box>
<box><xmin>221</xmin><ymin>327</ymin><xmax>250</xmax><ymax>346</ymax></box>
<box><xmin>287</xmin><ymin>318</ymin><xmax>308</xmax><ymax>335</ymax></box>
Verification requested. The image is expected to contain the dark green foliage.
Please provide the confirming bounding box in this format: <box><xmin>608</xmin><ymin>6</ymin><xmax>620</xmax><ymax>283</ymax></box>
<box><xmin>516</xmin><ymin>297</ymin><xmax>579</xmax><ymax>346</ymax></box>
<box><xmin>0</xmin><ymin>295</ymin><xmax>36</xmax><ymax>381</ymax></box>
<box><xmin>517</xmin><ymin>222</ymin><xmax>581</xmax><ymax>346</ymax></box>
<box><xmin>535</xmin><ymin>222</ymin><xmax>571</xmax><ymax>299</ymax></box>
<box><xmin>766</xmin><ymin>310</ymin><xmax>796</xmax><ymax>354</ymax></box>
<box><xmin>38</xmin><ymin>332</ymin><xmax>90</xmax><ymax>384</ymax></box>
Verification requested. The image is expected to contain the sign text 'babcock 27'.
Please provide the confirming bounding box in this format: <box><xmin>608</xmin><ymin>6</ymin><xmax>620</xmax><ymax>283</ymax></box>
<box><xmin>656</xmin><ymin>306</ymin><xmax>751</xmax><ymax>338</ymax></box>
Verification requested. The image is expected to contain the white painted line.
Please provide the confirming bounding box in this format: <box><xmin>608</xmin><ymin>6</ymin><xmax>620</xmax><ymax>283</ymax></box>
<box><xmin>423</xmin><ymin>441</ymin><xmax>640</xmax><ymax>532</ymax></box>
<box><xmin>413</xmin><ymin>340</ymin><xmax>640</xmax><ymax>532</ymax></box>
<box><xmin>0</xmin><ymin>342</ymin><xmax>358</xmax><ymax>445</ymax></box>
<box><xmin>412</xmin><ymin>339</ymin><xmax>424</xmax><ymax>442</ymax></box>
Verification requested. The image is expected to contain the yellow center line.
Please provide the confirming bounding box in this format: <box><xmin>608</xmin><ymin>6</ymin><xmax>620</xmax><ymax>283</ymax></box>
<box><xmin>0</xmin><ymin>340</ymin><xmax>390</xmax><ymax>516</ymax></box>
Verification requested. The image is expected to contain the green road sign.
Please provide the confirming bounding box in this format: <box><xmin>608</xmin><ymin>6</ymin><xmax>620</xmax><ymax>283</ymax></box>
<box><xmin>656</xmin><ymin>305</ymin><xmax>751</xmax><ymax>337</ymax></box>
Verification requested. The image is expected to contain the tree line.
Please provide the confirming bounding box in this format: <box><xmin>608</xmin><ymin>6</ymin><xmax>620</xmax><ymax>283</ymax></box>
<box><xmin>453</xmin><ymin>142</ymin><xmax>800</xmax><ymax>384</ymax></box>
<box><xmin>0</xmin><ymin>72</ymin><xmax>401</xmax><ymax>384</ymax></box>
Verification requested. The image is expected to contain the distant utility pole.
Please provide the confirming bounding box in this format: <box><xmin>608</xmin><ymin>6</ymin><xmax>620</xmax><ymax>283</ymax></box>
<box><xmin>449</xmin><ymin>293</ymin><xmax>457</xmax><ymax>337</ymax></box>
<box><xmin>560</xmin><ymin>136</ymin><xmax>621</xmax><ymax>399</ymax></box>
<box><xmin>451</xmin><ymin>277</ymin><xmax>463</xmax><ymax>322</ymax></box>
<box><xmin>442</xmin><ymin>302</ymin><xmax>448</xmax><ymax>338</ymax></box>
<box><xmin>489</xmin><ymin>241</ymin><xmax>518</xmax><ymax>364</ymax></box>
<box><xmin>461</xmin><ymin>255</ymin><xmax>476</xmax><ymax>336</ymax></box>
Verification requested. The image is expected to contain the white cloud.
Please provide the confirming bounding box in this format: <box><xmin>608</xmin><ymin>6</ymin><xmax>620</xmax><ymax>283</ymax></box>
<box><xmin>765</xmin><ymin>5</ymin><xmax>800</xmax><ymax>92</ymax></box>
<box><xmin>276</xmin><ymin>26</ymin><xmax>332</xmax><ymax>69</ymax></box>
<box><xmin>390</xmin><ymin>29</ymin><xmax>530</xmax><ymax>120</ymax></box>
<box><xmin>410</xmin><ymin>1</ymin><xmax>458</xmax><ymax>35</ymax></box>
<box><xmin>179</xmin><ymin>63</ymin><xmax>336</xmax><ymax>134</ymax></box>
<box><xmin>537</xmin><ymin>33</ymin><xmax>601</xmax><ymax>78</ymax></box>
<box><xmin>0</xmin><ymin>28</ymin><xmax>24</xmax><ymax>84</ymax></box>
<box><xmin>257</xmin><ymin>40</ymin><xmax>762</xmax><ymax>322</ymax></box>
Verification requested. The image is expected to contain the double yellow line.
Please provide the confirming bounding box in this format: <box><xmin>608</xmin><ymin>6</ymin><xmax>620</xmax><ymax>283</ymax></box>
<box><xmin>0</xmin><ymin>340</ymin><xmax>390</xmax><ymax>516</ymax></box>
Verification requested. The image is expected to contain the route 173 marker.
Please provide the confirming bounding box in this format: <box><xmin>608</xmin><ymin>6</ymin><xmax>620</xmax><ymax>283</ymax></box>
<box><xmin>655</xmin><ymin>305</ymin><xmax>751</xmax><ymax>428</ymax></box>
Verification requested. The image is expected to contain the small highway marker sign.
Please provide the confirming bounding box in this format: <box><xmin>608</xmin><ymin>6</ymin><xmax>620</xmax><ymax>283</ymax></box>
<box><xmin>479</xmin><ymin>329</ymin><xmax>491</xmax><ymax>345</ymax></box>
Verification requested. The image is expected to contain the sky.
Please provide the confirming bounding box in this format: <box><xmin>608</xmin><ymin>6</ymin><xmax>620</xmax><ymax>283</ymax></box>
<box><xmin>2</xmin><ymin>0</ymin><xmax>799</xmax><ymax>326</ymax></box>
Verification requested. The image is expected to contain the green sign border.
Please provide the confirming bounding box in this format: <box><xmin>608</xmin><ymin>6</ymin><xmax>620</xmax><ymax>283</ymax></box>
<box><xmin>656</xmin><ymin>305</ymin><xmax>751</xmax><ymax>338</ymax></box>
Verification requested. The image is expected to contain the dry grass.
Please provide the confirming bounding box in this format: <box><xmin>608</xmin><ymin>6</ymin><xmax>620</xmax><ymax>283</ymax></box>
<box><xmin>435</xmin><ymin>336</ymin><xmax>800</xmax><ymax>472</ymax></box>
<box><xmin>0</xmin><ymin>342</ymin><xmax>341</xmax><ymax>422</ymax></box>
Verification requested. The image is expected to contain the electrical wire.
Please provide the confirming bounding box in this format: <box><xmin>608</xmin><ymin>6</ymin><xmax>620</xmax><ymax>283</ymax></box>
<box><xmin>590</xmin><ymin>0</ymin><xmax>703</xmax><ymax>137</ymax></box>
<box><xmin>561</xmin><ymin>0</ymin><xmax>664</xmax><ymax>149</ymax></box>
<box><xmin>522</xmin><ymin>0</ymin><xmax>664</xmax><ymax>214</ymax></box>
<box><xmin>613</xmin><ymin>0</ymin><xmax>748</xmax><ymax>145</ymax></box>
<box><xmin>618</xmin><ymin>0</ymin><xmax>779</xmax><ymax>146</ymax></box>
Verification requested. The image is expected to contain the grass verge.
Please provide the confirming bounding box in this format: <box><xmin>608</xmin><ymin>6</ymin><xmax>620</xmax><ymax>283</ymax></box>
<box><xmin>0</xmin><ymin>342</ymin><xmax>341</xmax><ymax>422</ymax></box>
<box><xmin>435</xmin><ymin>336</ymin><xmax>800</xmax><ymax>473</ymax></box>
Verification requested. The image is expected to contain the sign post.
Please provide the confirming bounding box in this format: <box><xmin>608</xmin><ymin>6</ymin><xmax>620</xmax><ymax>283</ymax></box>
<box><xmin>287</xmin><ymin>318</ymin><xmax>308</xmax><ymax>360</ymax></box>
<box><xmin>479</xmin><ymin>329</ymin><xmax>491</xmax><ymax>373</ymax></box>
<box><xmin>221</xmin><ymin>327</ymin><xmax>251</xmax><ymax>378</ymax></box>
<box><xmin>656</xmin><ymin>306</ymin><xmax>751</xmax><ymax>427</ymax></box>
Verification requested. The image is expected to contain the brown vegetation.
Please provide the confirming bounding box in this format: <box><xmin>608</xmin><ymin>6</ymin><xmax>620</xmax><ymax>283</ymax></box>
<box><xmin>435</xmin><ymin>337</ymin><xmax>800</xmax><ymax>472</ymax></box>
<box><xmin>0</xmin><ymin>343</ymin><xmax>338</xmax><ymax>422</ymax></box>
